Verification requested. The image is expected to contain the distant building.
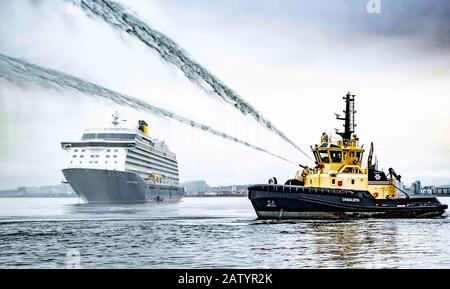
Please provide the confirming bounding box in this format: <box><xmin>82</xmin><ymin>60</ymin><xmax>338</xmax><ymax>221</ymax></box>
<box><xmin>411</xmin><ymin>180</ymin><xmax>421</xmax><ymax>194</ymax></box>
<box><xmin>0</xmin><ymin>184</ymin><xmax>75</xmax><ymax>198</ymax></box>
<box><xmin>181</xmin><ymin>180</ymin><xmax>248</xmax><ymax>197</ymax></box>
<box><xmin>421</xmin><ymin>186</ymin><xmax>433</xmax><ymax>195</ymax></box>
<box><xmin>432</xmin><ymin>185</ymin><xmax>450</xmax><ymax>195</ymax></box>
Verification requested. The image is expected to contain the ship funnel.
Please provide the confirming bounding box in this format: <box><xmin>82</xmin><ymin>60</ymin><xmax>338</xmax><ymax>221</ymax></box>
<box><xmin>138</xmin><ymin>120</ymin><xmax>149</xmax><ymax>135</ymax></box>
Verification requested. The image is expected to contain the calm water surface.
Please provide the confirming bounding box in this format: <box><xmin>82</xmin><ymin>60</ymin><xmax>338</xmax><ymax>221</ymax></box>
<box><xmin>0</xmin><ymin>197</ymin><xmax>449</xmax><ymax>268</ymax></box>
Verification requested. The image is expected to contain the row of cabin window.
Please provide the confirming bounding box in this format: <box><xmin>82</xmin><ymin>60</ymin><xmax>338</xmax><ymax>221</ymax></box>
<box><xmin>70</xmin><ymin>161</ymin><xmax>118</xmax><ymax>164</ymax></box>
<box><xmin>72</xmin><ymin>155</ymin><xmax>117</xmax><ymax>158</ymax></box>
<box><xmin>332</xmin><ymin>179</ymin><xmax>357</xmax><ymax>185</ymax></box>
<box><xmin>314</xmin><ymin>150</ymin><xmax>363</xmax><ymax>164</ymax></box>
<box><xmin>81</xmin><ymin>133</ymin><xmax>136</xmax><ymax>140</ymax></box>
<box><xmin>73</xmin><ymin>149</ymin><xmax>119</xmax><ymax>152</ymax></box>
<box><xmin>308</xmin><ymin>179</ymin><xmax>358</xmax><ymax>185</ymax></box>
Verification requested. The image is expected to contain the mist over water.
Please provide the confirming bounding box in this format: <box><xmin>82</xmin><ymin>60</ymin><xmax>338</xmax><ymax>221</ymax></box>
<box><xmin>76</xmin><ymin>0</ymin><xmax>310</xmax><ymax>160</ymax></box>
<box><xmin>0</xmin><ymin>53</ymin><xmax>296</xmax><ymax>164</ymax></box>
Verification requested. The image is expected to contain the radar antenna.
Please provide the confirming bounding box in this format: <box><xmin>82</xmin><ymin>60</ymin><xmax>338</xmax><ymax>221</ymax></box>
<box><xmin>336</xmin><ymin>92</ymin><xmax>356</xmax><ymax>141</ymax></box>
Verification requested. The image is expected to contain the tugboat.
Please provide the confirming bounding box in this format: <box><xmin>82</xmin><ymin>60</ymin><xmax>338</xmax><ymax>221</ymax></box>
<box><xmin>248</xmin><ymin>92</ymin><xmax>447</xmax><ymax>219</ymax></box>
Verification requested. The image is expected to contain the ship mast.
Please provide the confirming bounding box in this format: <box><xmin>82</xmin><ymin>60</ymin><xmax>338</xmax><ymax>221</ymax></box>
<box><xmin>112</xmin><ymin>111</ymin><xmax>121</xmax><ymax>127</ymax></box>
<box><xmin>335</xmin><ymin>92</ymin><xmax>356</xmax><ymax>141</ymax></box>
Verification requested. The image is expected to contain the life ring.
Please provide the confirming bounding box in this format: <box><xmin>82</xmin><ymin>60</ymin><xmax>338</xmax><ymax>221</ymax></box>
<box><xmin>373</xmin><ymin>192</ymin><xmax>378</xmax><ymax>198</ymax></box>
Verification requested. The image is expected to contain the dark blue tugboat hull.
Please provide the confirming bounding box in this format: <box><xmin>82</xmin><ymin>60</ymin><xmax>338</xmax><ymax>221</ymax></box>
<box><xmin>248</xmin><ymin>184</ymin><xmax>447</xmax><ymax>219</ymax></box>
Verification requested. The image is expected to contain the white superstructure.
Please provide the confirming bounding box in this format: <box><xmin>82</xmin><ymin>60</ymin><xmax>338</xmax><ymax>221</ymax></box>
<box><xmin>62</xmin><ymin>112</ymin><xmax>180</xmax><ymax>186</ymax></box>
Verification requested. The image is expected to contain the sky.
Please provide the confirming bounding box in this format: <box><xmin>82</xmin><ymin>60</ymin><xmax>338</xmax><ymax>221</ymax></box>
<box><xmin>0</xmin><ymin>0</ymin><xmax>449</xmax><ymax>190</ymax></box>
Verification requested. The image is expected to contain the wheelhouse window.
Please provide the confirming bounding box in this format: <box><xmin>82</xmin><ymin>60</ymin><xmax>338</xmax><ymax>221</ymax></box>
<box><xmin>319</xmin><ymin>150</ymin><xmax>330</xmax><ymax>163</ymax></box>
<box><xmin>341</xmin><ymin>166</ymin><xmax>362</xmax><ymax>174</ymax></box>
<box><xmin>313</xmin><ymin>151</ymin><xmax>320</xmax><ymax>163</ymax></box>
<box><xmin>330</xmin><ymin>151</ymin><xmax>342</xmax><ymax>163</ymax></box>
<box><xmin>342</xmin><ymin>167</ymin><xmax>353</xmax><ymax>173</ymax></box>
<box><xmin>356</xmin><ymin>152</ymin><xmax>363</xmax><ymax>162</ymax></box>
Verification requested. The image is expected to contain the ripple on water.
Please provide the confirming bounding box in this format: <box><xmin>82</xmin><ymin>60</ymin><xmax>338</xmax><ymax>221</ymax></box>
<box><xmin>0</xmin><ymin>197</ymin><xmax>449</xmax><ymax>268</ymax></box>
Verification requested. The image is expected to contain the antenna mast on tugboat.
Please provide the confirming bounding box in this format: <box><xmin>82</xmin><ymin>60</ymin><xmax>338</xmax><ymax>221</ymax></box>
<box><xmin>335</xmin><ymin>92</ymin><xmax>356</xmax><ymax>141</ymax></box>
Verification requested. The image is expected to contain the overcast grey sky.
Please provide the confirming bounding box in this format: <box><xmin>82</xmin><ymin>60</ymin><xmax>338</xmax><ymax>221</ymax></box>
<box><xmin>0</xmin><ymin>0</ymin><xmax>449</xmax><ymax>190</ymax></box>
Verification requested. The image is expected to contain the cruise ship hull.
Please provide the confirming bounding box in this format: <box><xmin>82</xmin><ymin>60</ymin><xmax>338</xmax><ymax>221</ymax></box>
<box><xmin>248</xmin><ymin>184</ymin><xmax>447</xmax><ymax>219</ymax></box>
<box><xmin>62</xmin><ymin>168</ymin><xmax>184</xmax><ymax>203</ymax></box>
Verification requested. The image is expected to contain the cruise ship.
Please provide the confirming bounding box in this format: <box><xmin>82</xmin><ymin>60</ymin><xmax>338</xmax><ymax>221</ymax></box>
<box><xmin>61</xmin><ymin>112</ymin><xmax>184</xmax><ymax>203</ymax></box>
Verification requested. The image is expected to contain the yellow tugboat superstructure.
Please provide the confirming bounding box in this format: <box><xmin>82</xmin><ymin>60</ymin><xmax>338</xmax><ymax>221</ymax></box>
<box><xmin>293</xmin><ymin>93</ymin><xmax>396</xmax><ymax>199</ymax></box>
<box><xmin>297</xmin><ymin>132</ymin><xmax>396</xmax><ymax>200</ymax></box>
<box><xmin>248</xmin><ymin>92</ymin><xmax>447</xmax><ymax>219</ymax></box>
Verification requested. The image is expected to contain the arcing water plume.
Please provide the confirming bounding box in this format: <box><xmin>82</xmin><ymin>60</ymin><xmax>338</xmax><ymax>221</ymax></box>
<box><xmin>76</xmin><ymin>0</ymin><xmax>311</xmax><ymax>160</ymax></box>
<box><xmin>0</xmin><ymin>53</ymin><xmax>297</xmax><ymax>164</ymax></box>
